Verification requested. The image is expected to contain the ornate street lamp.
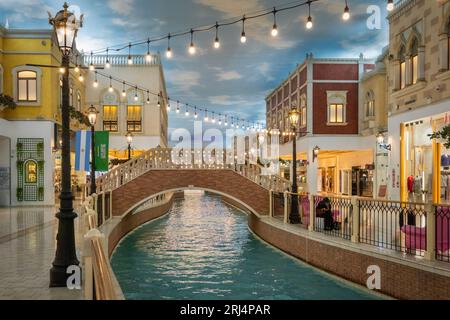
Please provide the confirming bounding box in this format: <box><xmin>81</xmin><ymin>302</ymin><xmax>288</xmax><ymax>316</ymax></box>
<box><xmin>48</xmin><ymin>2</ymin><xmax>83</xmax><ymax>287</ymax></box>
<box><xmin>288</xmin><ymin>107</ymin><xmax>301</xmax><ymax>224</ymax></box>
<box><xmin>126</xmin><ymin>132</ymin><xmax>133</xmax><ymax>160</ymax></box>
<box><xmin>87</xmin><ymin>105</ymin><xmax>98</xmax><ymax>195</ymax></box>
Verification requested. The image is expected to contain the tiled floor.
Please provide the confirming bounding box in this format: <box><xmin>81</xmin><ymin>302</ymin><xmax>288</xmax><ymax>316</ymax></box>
<box><xmin>0</xmin><ymin>205</ymin><xmax>84</xmax><ymax>300</ymax></box>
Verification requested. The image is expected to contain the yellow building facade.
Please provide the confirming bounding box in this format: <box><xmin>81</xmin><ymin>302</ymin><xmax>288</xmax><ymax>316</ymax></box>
<box><xmin>0</xmin><ymin>26</ymin><xmax>88</xmax><ymax>206</ymax></box>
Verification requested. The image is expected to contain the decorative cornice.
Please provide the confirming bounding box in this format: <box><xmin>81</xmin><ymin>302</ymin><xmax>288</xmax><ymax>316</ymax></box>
<box><xmin>387</xmin><ymin>0</ymin><xmax>417</xmax><ymax>23</ymax></box>
<box><xmin>2</xmin><ymin>28</ymin><xmax>53</xmax><ymax>39</ymax></box>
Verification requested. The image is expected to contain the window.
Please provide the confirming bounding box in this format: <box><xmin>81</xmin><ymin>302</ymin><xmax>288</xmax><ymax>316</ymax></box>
<box><xmin>300</xmin><ymin>95</ymin><xmax>307</xmax><ymax>127</ymax></box>
<box><xmin>127</xmin><ymin>105</ymin><xmax>142</xmax><ymax>132</ymax></box>
<box><xmin>76</xmin><ymin>91</ymin><xmax>82</xmax><ymax>111</ymax></box>
<box><xmin>17</xmin><ymin>70</ymin><xmax>37</xmax><ymax>102</ymax></box>
<box><xmin>103</xmin><ymin>105</ymin><xmax>118</xmax><ymax>132</ymax></box>
<box><xmin>328</xmin><ymin>104</ymin><xmax>344</xmax><ymax>124</ymax></box>
<box><xmin>399</xmin><ymin>46</ymin><xmax>406</xmax><ymax>89</ymax></box>
<box><xmin>410</xmin><ymin>38</ymin><xmax>419</xmax><ymax>85</ymax></box>
<box><xmin>326</xmin><ymin>91</ymin><xmax>347</xmax><ymax>125</ymax></box>
<box><xmin>25</xmin><ymin>161</ymin><xmax>38</xmax><ymax>184</ymax></box>
<box><xmin>366</xmin><ymin>91</ymin><xmax>375</xmax><ymax>118</ymax></box>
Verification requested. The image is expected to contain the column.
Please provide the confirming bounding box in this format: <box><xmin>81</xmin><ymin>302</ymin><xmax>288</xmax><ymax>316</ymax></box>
<box><xmin>307</xmin><ymin>147</ymin><xmax>318</xmax><ymax>194</ymax></box>
<box><xmin>393</xmin><ymin>60</ymin><xmax>400</xmax><ymax>90</ymax></box>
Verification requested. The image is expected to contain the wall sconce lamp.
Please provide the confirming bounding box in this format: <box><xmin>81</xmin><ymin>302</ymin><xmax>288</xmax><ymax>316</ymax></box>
<box><xmin>377</xmin><ymin>132</ymin><xmax>392</xmax><ymax>151</ymax></box>
<box><xmin>312</xmin><ymin>146</ymin><xmax>320</xmax><ymax>162</ymax></box>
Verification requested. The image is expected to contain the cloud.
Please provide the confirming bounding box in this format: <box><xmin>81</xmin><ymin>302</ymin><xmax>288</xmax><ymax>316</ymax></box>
<box><xmin>217</xmin><ymin>70</ymin><xmax>242</xmax><ymax>81</ymax></box>
<box><xmin>0</xmin><ymin>0</ymin><xmax>52</xmax><ymax>22</ymax></box>
<box><xmin>108</xmin><ymin>0</ymin><xmax>135</xmax><ymax>16</ymax></box>
<box><xmin>165</xmin><ymin>69</ymin><xmax>202</xmax><ymax>94</ymax></box>
<box><xmin>111</xmin><ymin>18</ymin><xmax>139</xmax><ymax>28</ymax></box>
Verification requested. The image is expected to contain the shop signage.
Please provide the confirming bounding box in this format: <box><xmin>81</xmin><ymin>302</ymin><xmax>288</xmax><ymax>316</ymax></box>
<box><xmin>94</xmin><ymin>131</ymin><xmax>109</xmax><ymax>172</ymax></box>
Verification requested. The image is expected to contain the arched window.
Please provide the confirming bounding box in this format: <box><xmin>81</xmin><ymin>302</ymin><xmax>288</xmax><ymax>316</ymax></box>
<box><xmin>17</xmin><ymin>70</ymin><xmax>37</xmax><ymax>102</ymax></box>
<box><xmin>25</xmin><ymin>160</ymin><xmax>38</xmax><ymax>184</ymax></box>
<box><xmin>366</xmin><ymin>91</ymin><xmax>375</xmax><ymax>118</ymax></box>
<box><xmin>399</xmin><ymin>46</ymin><xmax>406</xmax><ymax>89</ymax></box>
<box><xmin>300</xmin><ymin>94</ymin><xmax>307</xmax><ymax>127</ymax></box>
<box><xmin>410</xmin><ymin>38</ymin><xmax>419</xmax><ymax>85</ymax></box>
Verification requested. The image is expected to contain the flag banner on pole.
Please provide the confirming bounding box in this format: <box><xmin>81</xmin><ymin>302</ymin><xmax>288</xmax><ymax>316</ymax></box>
<box><xmin>94</xmin><ymin>131</ymin><xmax>109</xmax><ymax>172</ymax></box>
<box><xmin>75</xmin><ymin>130</ymin><xmax>91</xmax><ymax>172</ymax></box>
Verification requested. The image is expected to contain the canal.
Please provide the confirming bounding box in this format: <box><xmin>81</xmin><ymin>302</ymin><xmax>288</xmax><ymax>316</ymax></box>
<box><xmin>111</xmin><ymin>192</ymin><xmax>382</xmax><ymax>300</ymax></box>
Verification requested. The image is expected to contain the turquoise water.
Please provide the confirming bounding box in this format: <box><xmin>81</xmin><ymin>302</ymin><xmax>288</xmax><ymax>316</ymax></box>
<box><xmin>111</xmin><ymin>192</ymin><xmax>381</xmax><ymax>300</ymax></box>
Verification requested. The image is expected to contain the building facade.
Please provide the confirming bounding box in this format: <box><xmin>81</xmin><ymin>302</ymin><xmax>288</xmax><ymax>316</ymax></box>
<box><xmin>266</xmin><ymin>54</ymin><xmax>378</xmax><ymax>197</ymax></box>
<box><xmin>387</xmin><ymin>0</ymin><xmax>450</xmax><ymax>203</ymax></box>
<box><xmin>0</xmin><ymin>26</ymin><xmax>87</xmax><ymax>206</ymax></box>
<box><xmin>0</xmin><ymin>25</ymin><xmax>169</xmax><ymax>207</ymax></box>
<box><xmin>84</xmin><ymin>54</ymin><xmax>169</xmax><ymax>160</ymax></box>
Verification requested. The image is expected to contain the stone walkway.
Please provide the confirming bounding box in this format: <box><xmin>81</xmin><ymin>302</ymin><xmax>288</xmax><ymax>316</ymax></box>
<box><xmin>0</xmin><ymin>205</ymin><xmax>83</xmax><ymax>300</ymax></box>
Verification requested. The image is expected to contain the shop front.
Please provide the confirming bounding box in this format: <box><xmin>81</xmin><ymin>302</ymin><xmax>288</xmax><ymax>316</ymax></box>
<box><xmin>400</xmin><ymin>112</ymin><xmax>450</xmax><ymax>204</ymax></box>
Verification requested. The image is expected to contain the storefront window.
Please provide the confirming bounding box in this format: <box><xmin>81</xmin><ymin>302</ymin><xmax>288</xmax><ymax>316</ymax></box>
<box><xmin>25</xmin><ymin>161</ymin><xmax>37</xmax><ymax>184</ymax></box>
<box><xmin>411</xmin><ymin>38</ymin><xmax>419</xmax><ymax>85</ymax></box>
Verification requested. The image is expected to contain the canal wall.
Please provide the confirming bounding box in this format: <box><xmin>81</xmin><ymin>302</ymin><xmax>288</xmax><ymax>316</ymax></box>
<box><xmin>248</xmin><ymin>213</ymin><xmax>450</xmax><ymax>300</ymax></box>
<box><xmin>105</xmin><ymin>194</ymin><xmax>175</xmax><ymax>257</ymax></box>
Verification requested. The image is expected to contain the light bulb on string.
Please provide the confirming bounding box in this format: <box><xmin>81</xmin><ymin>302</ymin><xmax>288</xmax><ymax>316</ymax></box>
<box><xmin>271</xmin><ymin>8</ymin><xmax>278</xmax><ymax>37</ymax></box>
<box><xmin>240</xmin><ymin>16</ymin><xmax>247</xmax><ymax>43</ymax></box>
<box><xmin>214</xmin><ymin>22</ymin><xmax>220</xmax><ymax>49</ymax></box>
<box><xmin>166</xmin><ymin>34</ymin><xmax>173</xmax><ymax>59</ymax></box>
<box><xmin>194</xmin><ymin>107</ymin><xmax>198</xmax><ymax>119</ymax></box>
<box><xmin>167</xmin><ymin>99</ymin><xmax>171</xmax><ymax>112</ymax></box>
<box><xmin>108</xmin><ymin>77</ymin><xmax>114</xmax><ymax>93</ymax></box>
<box><xmin>185</xmin><ymin>106</ymin><xmax>190</xmax><ymax>117</ymax></box>
<box><xmin>145</xmin><ymin>39</ymin><xmax>152</xmax><ymax>62</ymax></box>
<box><xmin>78</xmin><ymin>74</ymin><xmax>84</xmax><ymax>82</ymax></box>
<box><xmin>89</xmin><ymin>51</ymin><xmax>95</xmax><ymax>71</ymax></box>
<box><xmin>146</xmin><ymin>91</ymin><xmax>151</xmax><ymax>104</ymax></box>
<box><xmin>59</xmin><ymin>67</ymin><xmax>66</xmax><ymax>74</ymax></box>
<box><xmin>93</xmin><ymin>72</ymin><xmax>98</xmax><ymax>88</ymax></box>
<box><xmin>343</xmin><ymin>1</ymin><xmax>350</xmax><ymax>21</ymax></box>
<box><xmin>105</xmin><ymin>48</ymin><xmax>111</xmax><ymax>69</ymax></box>
<box><xmin>122</xmin><ymin>81</ymin><xmax>127</xmax><ymax>97</ymax></box>
<box><xmin>157</xmin><ymin>94</ymin><xmax>161</xmax><ymax>107</ymax></box>
<box><xmin>306</xmin><ymin>1</ymin><xmax>313</xmax><ymax>29</ymax></box>
<box><xmin>176</xmin><ymin>101</ymin><xmax>180</xmax><ymax>113</ymax></box>
<box><xmin>212</xmin><ymin>112</ymin><xmax>216</xmax><ymax>123</ymax></box>
<box><xmin>189</xmin><ymin>29</ymin><xmax>196</xmax><ymax>55</ymax></box>
<box><xmin>134</xmin><ymin>86</ymin><xmax>139</xmax><ymax>102</ymax></box>
<box><xmin>127</xmin><ymin>44</ymin><xmax>133</xmax><ymax>65</ymax></box>
<box><xmin>387</xmin><ymin>0</ymin><xmax>394</xmax><ymax>11</ymax></box>
<box><xmin>204</xmin><ymin>110</ymin><xmax>209</xmax><ymax>122</ymax></box>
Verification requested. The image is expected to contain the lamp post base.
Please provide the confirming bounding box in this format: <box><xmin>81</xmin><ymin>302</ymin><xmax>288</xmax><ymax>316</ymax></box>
<box><xmin>289</xmin><ymin>194</ymin><xmax>301</xmax><ymax>224</ymax></box>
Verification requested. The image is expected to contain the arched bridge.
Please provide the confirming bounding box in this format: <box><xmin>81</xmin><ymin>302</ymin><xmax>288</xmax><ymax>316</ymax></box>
<box><xmin>96</xmin><ymin>148</ymin><xmax>291</xmax><ymax>217</ymax></box>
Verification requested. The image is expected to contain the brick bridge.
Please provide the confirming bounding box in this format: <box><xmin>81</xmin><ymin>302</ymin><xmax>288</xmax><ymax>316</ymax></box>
<box><xmin>96</xmin><ymin>148</ymin><xmax>290</xmax><ymax>217</ymax></box>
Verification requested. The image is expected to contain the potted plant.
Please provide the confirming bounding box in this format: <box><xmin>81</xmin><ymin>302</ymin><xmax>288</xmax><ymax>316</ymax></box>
<box><xmin>0</xmin><ymin>94</ymin><xmax>17</xmax><ymax>112</ymax></box>
<box><xmin>429</xmin><ymin>124</ymin><xmax>450</xmax><ymax>149</ymax></box>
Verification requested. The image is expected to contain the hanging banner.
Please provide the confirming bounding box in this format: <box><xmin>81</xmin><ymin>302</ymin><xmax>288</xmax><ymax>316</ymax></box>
<box><xmin>94</xmin><ymin>131</ymin><xmax>109</xmax><ymax>172</ymax></box>
<box><xmin>75</xmin><ymin>130</ymin><xmax>91</xmax><ymax>172</ymax></box>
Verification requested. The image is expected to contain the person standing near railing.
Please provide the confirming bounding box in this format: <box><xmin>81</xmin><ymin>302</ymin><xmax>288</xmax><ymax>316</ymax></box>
<box><xmin>316</xmin><ymin>198</ymin><xmax>334</xmax><ymax>231</ymax></box>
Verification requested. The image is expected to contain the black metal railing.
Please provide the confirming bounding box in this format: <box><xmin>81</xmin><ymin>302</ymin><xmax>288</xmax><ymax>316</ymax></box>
<box><xmin>313</xmin><ymin>196</ymin><xmax>352</xmax><ymax>240</ymax></box>
<box><xmin>436</xmin><ymin>205</ymin><xmax>450</xmax><ymax>262</ymax></box>
<box><xmin>359</xmin><ymin>200</ymin><xmax>427</xmax><ymax>257</ymax></box>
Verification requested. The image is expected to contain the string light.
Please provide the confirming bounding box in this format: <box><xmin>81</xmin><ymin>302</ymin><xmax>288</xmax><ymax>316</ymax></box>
<box><xmin>271</xmin><ymin>8</ymin><xmax>278</xmax><ymax>37</ymax></box>
<box><xmin>89</xmin><ymin>51</ymin><xmax>95</xmax><ymax>71</ymax></box>
<box><xmin>74</xmin><ymin>54</ymin><xmax>80</xmax><ymax>73</ymax></box>
<box><xmin>166</xmin><ymin>34</ymin><xmax>173</xmax><ymax>59</ymax></box>
<box><xmin>127</xmin><ymin>43</ymin><xmax>133</xmax><ymax>65</ymax></box>
<box><xmin>306</xmin><ymin>1</ymin><xmax>313</xmax><ymax>29</ymax></box>
<box><xmin>59</xmin><ymin>67</ymin><xmax>66</xmax><ymax>74</ymax></box>
<box><xmin>145</xmin><ymin>39</ymin><xmax>152</xmax><ymax>62</ymax></box>
<box><xmin>78</xmin><ymin>74</ymin><xmax>84</xmax><ymax>82</ymax></box>
<box><xmin>189</xmin><ymin>29</ymin><xmax>196</xmax><ymax>55</ymax></box>
<box><xmin>240</xmin><ymin>16</ymin><xmax>247</xmax><ymax>43</ymax></box>
<box><xmin>93</xmin><ymin>70</ymin><xmax>263</xmax><ymax>130</ymax></box>
<box><xmin>108</xmin><ymin>76</ymin><xmax>113</xmax><ymax>92</ymax></box>
<box><xmin>342</xmin><ymin>0</ymin><xmax>350</xmax><ymax>21</ymax></box>
<box><xmin>134</xmin><ymin>86</ymin><xmax>139</xmax><ymax>101</ymax></box>
<box><xmin>214</xmin><ymin>22</ymin><xmax>220</xmax><ymax>49</ymax></box>
<box><xmin>93</xmin><ymin>72</ymin><xmax>99</xmax><ymax>88</ymax></box>
<box><xmin>105</xmin><ymin>48</ymin><xmax>111</xmax><ymax>69</ymax></box>
<box><xmin>122</xmin><ymin>81</ymin><xmax>126</xmax><ymax>97</ymax></box>
<box><xmin>387</xmin><ymin>0</ymin><xmax>394</xmax><ymax>12</ymax></box>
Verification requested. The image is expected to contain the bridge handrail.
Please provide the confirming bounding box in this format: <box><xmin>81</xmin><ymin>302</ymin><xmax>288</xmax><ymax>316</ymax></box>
<box><xmin>95</xmin><ymin>148</ymin><xmax>291</xmax><ymax>193</ymax></box>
